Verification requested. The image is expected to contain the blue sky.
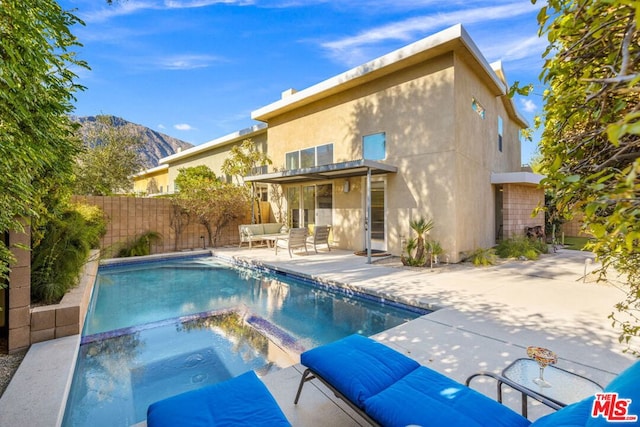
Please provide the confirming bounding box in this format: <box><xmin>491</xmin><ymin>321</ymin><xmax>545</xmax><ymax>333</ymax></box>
<box><xmin>60</xmin><ymin>0</ymin><xmax>547</xmax><ymax>164</ymax></box>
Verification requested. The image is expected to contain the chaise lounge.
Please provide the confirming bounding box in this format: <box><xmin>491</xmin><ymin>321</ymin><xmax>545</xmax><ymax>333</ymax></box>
<box><xmin>294</xmin><ymin>334</ymin><xmax>640</xmax><ymax>427</ymax></box>
<box><xmin>147</xmin><ymin>334</ymin><xmax>640</xmax><ymax>426</ymax></box>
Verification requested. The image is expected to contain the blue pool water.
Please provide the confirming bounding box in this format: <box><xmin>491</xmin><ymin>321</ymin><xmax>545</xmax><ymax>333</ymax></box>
<box><xmin>63</xmin><ymin>255</ymin><xmax>428</xmax><ymax>426</ymax></box>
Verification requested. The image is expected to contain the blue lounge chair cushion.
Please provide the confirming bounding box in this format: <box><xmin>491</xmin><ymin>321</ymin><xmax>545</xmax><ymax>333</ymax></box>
<box><xmin>147</xmin><ymin>371</ymin><xmax>290</xmax><ymax>427</ymax></box>
<box><xmin>531</xmin><ymin>360</ymin><xmax>640</xmax><ymax>427</ymax></box>
<box><xmin>300</xmin><ymin>334</ymin><xmax>420</xmax><ymax>407</ymax></box>
<box><xmin>364</xmin><ymin>366</ymin><xmax>531</xmax><ymax>427</ymax></box>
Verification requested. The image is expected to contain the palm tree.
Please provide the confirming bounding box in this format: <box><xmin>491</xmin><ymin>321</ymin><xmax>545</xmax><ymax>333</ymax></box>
<box><xmin>409</xmin><ymin>217</ymin><xmax>434</xmax><ymax>264</ymax></box>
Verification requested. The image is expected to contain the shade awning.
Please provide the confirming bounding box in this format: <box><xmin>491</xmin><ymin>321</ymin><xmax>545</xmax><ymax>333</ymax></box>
<box><xmin>244</xmin><ymin>159</ymin><xmax>397</xmax><ymax>184</ymax></box>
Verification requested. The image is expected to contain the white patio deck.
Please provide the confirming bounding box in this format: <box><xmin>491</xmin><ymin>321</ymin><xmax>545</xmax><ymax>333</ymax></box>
<box><xmin>1</xmin><ymin>246</ymin><xmax>635</xmax><ymax>426</ymax></box>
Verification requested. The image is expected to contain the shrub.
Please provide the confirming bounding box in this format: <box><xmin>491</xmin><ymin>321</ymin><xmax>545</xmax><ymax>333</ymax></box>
<box><xmin>116</xmin><ymin>231</ymin><xmax>162</xmax><ymax>257</ymax></box>
<box><xmin>465</xmin><ymin>247</ymin><xmax>497</xmax><ymax>266</ymax></box>
<box><xmin>31</xmin><ymin>204</ymin><xmax>107</xmax><ymax>304</ymax></box>
<box><xmin>495</xmin><ymin>237</ymin><xmax>549</xmax><ymax>260</ymax></box>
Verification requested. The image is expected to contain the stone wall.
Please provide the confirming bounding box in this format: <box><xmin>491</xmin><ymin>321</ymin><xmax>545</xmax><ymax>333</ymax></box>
<box><xmin>502</xmin><ymin>184</ymin><xmax>545</xmax><ymax>240</ymax></box>
<box><xmin>72</xmin><ymin>196</ymin><xmax>252</xmax><ymax>254</ymax></box>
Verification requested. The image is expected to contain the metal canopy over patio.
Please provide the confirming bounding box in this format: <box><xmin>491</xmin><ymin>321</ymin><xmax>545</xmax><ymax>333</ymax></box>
<box><xmin>244</xmin><ymin>159</ymin><xmax>397</xmax><ymax>184</ymax></box>
<box><xmin>244</xmin><ymin>159</ymin><xmax>398</xmax><ymax>264</ymax></box>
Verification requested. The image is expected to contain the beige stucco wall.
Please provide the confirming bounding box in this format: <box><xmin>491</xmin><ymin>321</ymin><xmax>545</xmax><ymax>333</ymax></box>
<box><xmin>262</xmin><ymin>50</ymin><xmax>529</xmax><ymax>262</ymax></box>
<box><xmin>133</xmin><ymin>168</ymin><xmax>169</xmax><ymax>195</ymax></box>
<box><xmin>451</xmin><ymin>53</ymin><xmax>524</xmax><ymax>258</ymax></box>
<box><xmin>266</xmin><ymin>54</ymin><xmax>458</xmax><ymax>254</ymax></box>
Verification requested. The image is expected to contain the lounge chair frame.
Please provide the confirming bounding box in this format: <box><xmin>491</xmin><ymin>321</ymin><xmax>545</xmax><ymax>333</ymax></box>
<box><xmin>295</xmin><ymin>367</ymin><xmax>564</xmax><ymax>426</ymax></box>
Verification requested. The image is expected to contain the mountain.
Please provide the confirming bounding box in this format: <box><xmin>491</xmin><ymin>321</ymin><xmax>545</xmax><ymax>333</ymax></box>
<box><xmin>71</xmin><ymin>115</ymin><xmax>194</xmax><ymax>168</ymax></box>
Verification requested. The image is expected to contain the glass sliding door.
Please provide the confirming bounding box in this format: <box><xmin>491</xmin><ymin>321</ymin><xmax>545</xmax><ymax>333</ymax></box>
<box><xmin>287</xmin><ymin>187</ymin><xmax>300</xmax><ymax>228</ymax></box>
<box><xmin>287</xmin><ymin>184</ymin><xmax>333</xmax><ymax>229</ymax></box>
<box><xmin>316</xmin><ymin>184</ymin><xmax>333</xmax><ymax>226</ymax></box>
<box><xmin>303</xmin><ymin>186</ymin><xmax>315</xmax><ymax>227</ymax></box>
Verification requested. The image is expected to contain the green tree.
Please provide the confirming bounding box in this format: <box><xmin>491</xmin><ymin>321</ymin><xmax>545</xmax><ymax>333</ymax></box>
<box><xmin>534</xmin><ymin>0</ymin><xmax>640</xmax><ymax>353</ymax></box>
<box><xmin>73</xmin><ymin>115</ymin><xmax>145</xmax><ymax>195</ymax></box>
<box><xmin>0</xmin><ymin>1</ymin><xmax>87</xmax><ymax>280</ymax></box>
<box><xmin>173</xmin><ymin>166</ymin><xmax>249</xmax><ymax>247</ymax></box>
<box><xmin>221</xmin><ymin>139</ymin><xmax>272</xmax><ymax>223</ymax></box>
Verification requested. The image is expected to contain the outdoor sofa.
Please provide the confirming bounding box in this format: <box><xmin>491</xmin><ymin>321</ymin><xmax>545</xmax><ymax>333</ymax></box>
<box><xmin>238</xmin><ymin>223</ymin><xmax>286</xmax><ymax>248</ymax></box>
<box><xmin>147</xmin><ymin>334</ymin><xmax>640</xmax><ymax>426</ymax></box>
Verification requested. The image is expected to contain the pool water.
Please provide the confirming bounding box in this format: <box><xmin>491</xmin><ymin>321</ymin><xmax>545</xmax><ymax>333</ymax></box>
<box><xmin>63</xmin><ymin>255</ymin><xmax>427</xmax><ymax>426</ymax></box>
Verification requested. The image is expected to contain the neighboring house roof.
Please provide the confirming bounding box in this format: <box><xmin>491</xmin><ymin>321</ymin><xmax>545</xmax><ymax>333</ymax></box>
<box><xmin>252</xmin><ymin>24</ymin><xmax>526</xmax><ymax>127</ymax></box>
<box><xmin>133</xmin><ymin>164</ymin><xmax>168</xmax><ymax>178</ymax></box>
<box><xmin>158</xmin><ymin>123</ymin><xmax>267</xmax><ymax>165</ymax></box>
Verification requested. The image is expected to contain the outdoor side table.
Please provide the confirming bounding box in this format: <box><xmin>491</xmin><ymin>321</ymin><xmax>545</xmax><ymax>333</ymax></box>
<box><xmin>500</xmin><ymin>358</ymin><xmax>604</xmax><ymax>417</ymax></box>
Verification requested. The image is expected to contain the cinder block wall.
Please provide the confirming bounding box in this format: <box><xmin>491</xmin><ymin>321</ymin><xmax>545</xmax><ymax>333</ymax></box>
<box><xmin>72</xmin><ymin>196</ymin><xmax>251</xmax><ymax>254</ymax></box>
<box><xmin>502</xmin><ymin>184</ymin><xmax>545</xmax><ymax>239</ymax></box>
<box><xmin>7</xmin><ymin>223</ymin><xmax>31</xmax><ymax>353</ymax></box>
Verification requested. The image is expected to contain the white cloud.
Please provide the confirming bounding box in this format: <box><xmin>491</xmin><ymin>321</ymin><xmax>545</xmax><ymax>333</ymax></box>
<box><xmin>158</xmin><ymin>54</ymin><xmax>224</xmax><ymax>70</ymax></box>
<box><xmin>321</xmin><ymin>2</ymin><xmax>538</xmax><ymax>65</ymax></box>
<box><xmin>80</xmin><ymin>0</ymin><xmax>253</xmax><ymax>23</ymax></box>
<box><xmin>158</xmin><ymin>124</ymin><xmax>166</xmax><ymax>129</ymax></box>
<box><xmin>520</xmin><ymin>98</ymin><xmax>537</xmax><ymax>113</ymax></box>
<box><xmin>174</xmin><ymin>123</ymin><xmax>196</xmax><ymax>131</ymax></box>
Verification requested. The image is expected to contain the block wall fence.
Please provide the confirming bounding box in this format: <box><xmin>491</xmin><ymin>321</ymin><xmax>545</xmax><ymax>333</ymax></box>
<box><xmin>72</xmin><ymin>196</ymin><xmax>254</xmax><ymax>254</ymax></box>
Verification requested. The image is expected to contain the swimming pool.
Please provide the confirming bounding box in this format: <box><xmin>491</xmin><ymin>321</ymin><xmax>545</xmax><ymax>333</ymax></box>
<box><xmin>63</xmin><ymin>254</ymin><xmax>429</xmax><ymax>426</ymax></box>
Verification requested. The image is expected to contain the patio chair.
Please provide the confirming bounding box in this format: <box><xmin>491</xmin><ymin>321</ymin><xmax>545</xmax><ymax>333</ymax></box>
<box><xmin>294</xmin><ymin>334</ymin><xmax>640</xmax><ymax>427</ymax></box>
<box><xmin>275</xmin><ymin>227</ymin><xmax>308</xmax><ymax>257</ymax></box>
<box><xmin>147</xmin><ymin>370</ymin><xmax>290</xmax><ymax>427</ymax></box>
<box><xmin>307</xmin><ymin>224</ymin><xmax>331</xmax><ymax>253</ymax></box>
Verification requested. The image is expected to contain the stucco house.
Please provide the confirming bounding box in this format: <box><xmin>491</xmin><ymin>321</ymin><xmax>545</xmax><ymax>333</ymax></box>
<box><xmin>133</xmin><ymin>24</ymin><xmax>544</xmax><ymax>262</ymax></box>
<box><xmin>133</xmin><ymin>123</ymin><xmax>268</xmax><ymax>196</ymax></box>
<box><xmin>245</xmin><ymin>24</ymin><xmax>544</xmax><ymax>262</ymax></box>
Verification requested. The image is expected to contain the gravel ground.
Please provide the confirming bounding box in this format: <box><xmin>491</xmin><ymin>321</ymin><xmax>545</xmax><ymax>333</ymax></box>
<box><xmin>0</xmin><ymin>339</ymin><xmax>27</xmax><ymax>398</ymax></box>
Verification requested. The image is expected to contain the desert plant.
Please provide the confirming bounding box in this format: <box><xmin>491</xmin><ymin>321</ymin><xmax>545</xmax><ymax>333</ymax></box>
<box><xmin>427</xmin><ymin>240</ymin><xmax>444</xmax><ymax>267</ymax></box>
<box><xmin>117</xmin><ymin>231</ymin><xmax>162</xmax><ymax>257</ymax></box>
<box><xmin>402</xmin><ymin>217</ymin><xmax>435</xmax><ymax>266</ymax></box>
<box><xmin>409</xmin><ymin>217</ymin><xmax>435</xmax><ymax>262</ymax></box>
<box><xmin>31</xmin><ymin>204</ymin><xmax>107</xmax><ymax>304</ymax></box>
<box><xmin>401</xmin><ymin>238</ymin><xmax>424</xmax><ymax>267</ymax></box>
<box><xmin>465</xmin><ymin>247</ymin><xmax>497</xmax><ymax>267</ymax></box>
<box><xmin>495</xmin><ymin>237</ymin><xmax>548</xmax><ymax>260</ymax></box>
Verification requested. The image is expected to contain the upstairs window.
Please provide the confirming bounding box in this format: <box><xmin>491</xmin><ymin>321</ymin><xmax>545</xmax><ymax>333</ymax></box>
<box><xmin>363</xmin><ymin>132</ymin><xmax>386</xmax><ymax>160</ymax></box>
<box><xmin>285</xmin><ymin>143</ymin><xmax>334</xmax><ymax>170</ymax></box>
<box><xmin>472</xmin><ymin>98</ymin><xmax>486</xmax><ymax>119</ymax></box>
<box><xmin>498</xmin><ymin>116</ymin><xmax>503</xmax><ymax>152</ymax></box>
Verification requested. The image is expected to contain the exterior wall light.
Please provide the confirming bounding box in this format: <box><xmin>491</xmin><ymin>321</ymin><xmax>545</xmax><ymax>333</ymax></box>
<box><xmin>343</xmin><ymin>180</ymin><xmax>350</xmax><ymax>193</ymax></box>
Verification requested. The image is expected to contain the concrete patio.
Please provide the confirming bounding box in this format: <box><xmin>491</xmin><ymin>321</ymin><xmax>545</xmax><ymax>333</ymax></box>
<box><xmin>0</xmin><ymin>246</ymin><xmax>636</xmax><ymax>426</ymax></box>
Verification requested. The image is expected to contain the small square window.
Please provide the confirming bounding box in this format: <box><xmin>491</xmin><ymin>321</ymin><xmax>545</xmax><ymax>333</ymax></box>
<box><xmin>363</xmin><ymin>132</ymin><xmax>386</xmax><ymax>160</ymax></box>
<box><xmin>472</xmin><ymin>98</ymin><xmax>486</xmax><ymax>119</ymax></box>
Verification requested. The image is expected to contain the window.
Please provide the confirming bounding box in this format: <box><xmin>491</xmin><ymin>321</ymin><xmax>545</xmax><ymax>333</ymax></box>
<box><xmin>300</xmin><ymin>147</ymin><xmax>315</xmax><ymax>168</ymax></box>
<box><xmin>498</xmin><ymin>116</ymin><xmax>503</xmax><ymax>152</ymax></box>
<box><xmin>284</xmin><ymin>143</ymin><xmax>334</xmax><ymax>170</ymax></box>
<box><xmin>285</xmin><ymin>151</ymin><xmax>299</xmax><ymax>170</ymax></box>
<box><xmin>472</xmin><ymin>98</ymin><xmax>486</xmax><ymax>119</ymax></box>
<box><xmin>316</xmin><ymin>143</ymin><xmax>333</xmax><ymax>166</ymax></box>
<box><xmin>363</xmin><ymin>132</ymin><xmax>386</xmax><ymax>160</ymax></box>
